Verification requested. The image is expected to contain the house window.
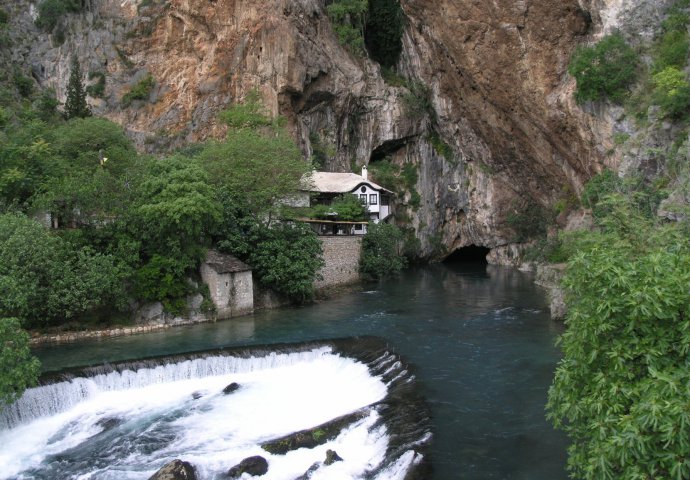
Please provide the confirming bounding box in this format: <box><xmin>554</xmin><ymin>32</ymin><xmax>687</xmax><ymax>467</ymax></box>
<box><xmin>381</xmin><ymin>195</ymin><xmax>390</xmax><ymax>206</ymax></box>
<box><xmin>360</xmin><ymin>186</ymin><xmax>367</xmax><ymax>193</ymax></box>
<box><xmin>354</xmin><ymin>224</ymin><xmax>363</xmax><ymax>231</ymax></box>
<box><xmin>359</xmin><ymin>194</ymin><xmax>367</xmax><ymax>204</ymax></box>
<box><xmin>369</xmin><ymin>194</ymin><xmax>378</xmax><ymax>205</ymax></box>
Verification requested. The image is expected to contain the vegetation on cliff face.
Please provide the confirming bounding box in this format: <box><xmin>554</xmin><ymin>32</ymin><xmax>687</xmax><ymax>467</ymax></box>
<box><xmin>547</xmin><ymin>189</ymin><xmax>690</xmax><ymax>480</ymax></box>
<box><xmin>327</xmin><ymin>0</ymin><xmax>404</xmax><ymax>66</ymax></box>
<box><xmin>568</xmin><ymin>32</ymin><xmax>639</xmax><ymax>104</ymax></box>
<box><xmin>549</xmin><ymin>4</ymin><xmax>690</xmax><ymax>477</ymax></box>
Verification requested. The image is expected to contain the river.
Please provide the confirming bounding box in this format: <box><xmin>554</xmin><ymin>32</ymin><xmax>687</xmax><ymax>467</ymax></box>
<box><xmin>31</xmin><ymin>262</ymin><xmax>569</xmax><ymax>480</ymax></box>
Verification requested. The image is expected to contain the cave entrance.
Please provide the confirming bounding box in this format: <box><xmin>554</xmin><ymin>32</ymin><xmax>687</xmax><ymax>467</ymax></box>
<box><xmin>444</xmin><ymin>245</ymin><xmax>490</xmax><ymax>264</ymax></box>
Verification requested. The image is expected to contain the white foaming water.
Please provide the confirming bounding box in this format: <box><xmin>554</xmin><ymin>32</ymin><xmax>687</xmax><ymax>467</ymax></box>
<box><xmin>0</xmin><ymin>348</ymin><xmax>416</xmax><ymax>480</ymax></box>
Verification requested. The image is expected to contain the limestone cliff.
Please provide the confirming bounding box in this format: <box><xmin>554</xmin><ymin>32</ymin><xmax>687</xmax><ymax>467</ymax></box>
<box><xmin>2</xmin><ymin>0</ymin><xmax>652</xmax><ymax>260</ymax></box>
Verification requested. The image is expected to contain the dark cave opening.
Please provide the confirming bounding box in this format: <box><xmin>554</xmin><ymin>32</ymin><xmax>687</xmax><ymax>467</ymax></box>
<box><xmin>443</xmin><ymin>245</ymin><xmax>491</xmax><ymax>264</ymax></box>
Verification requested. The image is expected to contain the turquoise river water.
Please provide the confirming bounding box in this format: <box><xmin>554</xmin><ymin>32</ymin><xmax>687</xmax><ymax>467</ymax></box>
<box><xmin>33</xmin><ymin>262</ymin><xmax>569</xmax><ymax>479</ymax></box>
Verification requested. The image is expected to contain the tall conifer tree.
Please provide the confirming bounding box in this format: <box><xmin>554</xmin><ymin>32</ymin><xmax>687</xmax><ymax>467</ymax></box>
<box><xmin>64</xmin><ymin>56</ymin><xmax>91</xmax><ymax>119</ymax></box>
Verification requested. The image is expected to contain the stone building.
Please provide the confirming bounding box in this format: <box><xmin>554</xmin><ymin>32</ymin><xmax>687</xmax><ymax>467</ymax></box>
<box><xmin>200</xmin><ymin>250</ymin><xmax>254</xmax><ymax>319</ymax></box>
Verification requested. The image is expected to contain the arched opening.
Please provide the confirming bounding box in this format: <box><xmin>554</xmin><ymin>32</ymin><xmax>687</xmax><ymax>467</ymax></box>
<box><xmin>444</xmin><ymin>245</ymin><xmax>490</xmax><ymax>264</ymax></box>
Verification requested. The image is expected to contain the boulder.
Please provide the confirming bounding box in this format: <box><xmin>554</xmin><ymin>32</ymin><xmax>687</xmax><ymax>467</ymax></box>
<box><xmin>261</xmin><ymin>410</ymin><xmax>366</xmax><ymax>454</ymax></box>
<box><xmin>324</xmin><ymin>449</ymin><xmax>343</xmax><ymax>465</ymax></box>
<box><xmin>227</xmin><ymin>455</ymin><xmax>268</xmax><ymax>478</ymax></box>
<box><xmin>294</xmin><ymin>462</ymin><xmax>320</xmax><ymax>480</ymax></box>
<box><xmin>149</xmin><ymin>460</ymin><xmax>197</xmax><ymax>480</ymax></box>
<box><xmin>222</xmin><ymin>382</ymin><xmax>240</xmax><ymax>395</ymax></box>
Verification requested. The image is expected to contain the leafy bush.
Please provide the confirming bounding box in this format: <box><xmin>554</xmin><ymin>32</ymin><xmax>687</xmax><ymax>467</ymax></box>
<box><xmin>652</xmin><ymin>66</ymin><xmax>690</xmax><ymax>118</ymax></box>
<box><xmin>364</xmin><ymin>0</ymin><xmax>404</xmax><ymax>67</ymax></box>
<box><xmin>35</xmin><ymin>0</ymin><xmax>81</xmax><ymax>32</ymax></box>
<box><xmin>568</xmin><ymin>32</ymin><xmax>639</xmax><ymax>103</ymax></box>
<box><xmin>133</xmin><ymin>254</ymin><xmax>190</xmax><ymax>314</ymax></box>
<box><xmin>653</xmin><ymin>30</ymin><xmax>689</xmax><ymax>71</ymax></box>
<box><xmin>581</xmin><ymin>169</ymin><xmax>621</xmax><ymax>210</ymax></box>
<box><xmin>13</xmin><ymin>72</ymin><xmax>33</xmax><ymax>98</ymax></box>
<box><xmin>218</xmin><ymin>221</ymin><xmax>324</xmax><ymax>303</ymax></box>
<box><xmin>360</xmin><ymin>222</ymin><xmax>406</xmax><ymax>279</ymax></box>
<box><xmin>86</xmin><ymin>71</ymin><xmax>106</xmax><ymax>98</ymax></box>
<box><xmin>547</xmin><ymin>200</ymin><xmax>690</xmax><ymax>480</ymax></box>
<box><xmin>0</xmin><ymin>317</ymin><xmax>40</xmax><ymax>408</ymax></box>
<box><xmin>0</xmin><ymin>8</ymin><xmax>8</xmax><ymax>24</ymax></box>
<box><xmin>219</xmin><ymin>90</ymin><xmax>273</xmax><ymax>129</ymax></box>
<box><xmin>122</xmin><ymin>74</ymin><xmax>155</xmax><ymax>107</ymax></box>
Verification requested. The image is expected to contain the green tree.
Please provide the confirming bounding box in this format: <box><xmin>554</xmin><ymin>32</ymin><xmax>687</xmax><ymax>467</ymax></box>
<box><xmin>130</xmin><ymin>156</ymin><xmax>221</xmax><ymax>263</ymax></box>
<box><xmin>198</xmin><ymin>104</ymin><xmax>311</xmax><ymax>221</ymax></box>
<box><xmin>0</xmin><ymin>213</ymin><xmax>125</xmax><ymax>327</ymax></box>
<box><xmin>568</xmin><ymin>32</ymin><xmax>639</xmax><ymax>103</ymax></box>
<box><xmin>547</xmin><ymin>196</ymin><xmax>690</xmax><ymax>480</ymax></box>
<box><xmin>64</xmin><ymin>56</ymin><xmax>91</xmax><ymax>119</ymax></box>
<box><xmin>0</xmin><ymin>318</ymin><xmax>40</xmax><ymax>408</ymax></box>
<box><xmin>360</xmin><ymin>222</ymin><xmax>406</xmax><ymax>279</ymax></box>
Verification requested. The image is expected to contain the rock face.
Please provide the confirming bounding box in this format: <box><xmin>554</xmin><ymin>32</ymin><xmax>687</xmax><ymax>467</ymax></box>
<box><xmin>149</xmin><ymin>459</ymin><xmax>197</xmax><ymax>480</ymax></box>
<box><xmin>535</xmin><ymin>263</ymin><xmax>568</xmax><ymax>321</ymax></box>
<box><xmin>2</xmin><ymin>0</ymin><xmax>652</xmax><ymax>259</ymax></box>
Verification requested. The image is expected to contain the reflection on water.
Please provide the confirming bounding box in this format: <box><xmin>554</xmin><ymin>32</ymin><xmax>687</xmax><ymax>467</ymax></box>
<box><xmin>34</xmin><ymin>263</ymin><xmax>568</xmax><ymax>480</ymax></box>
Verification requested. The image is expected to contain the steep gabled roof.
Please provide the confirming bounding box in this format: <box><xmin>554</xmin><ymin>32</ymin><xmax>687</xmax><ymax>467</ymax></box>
<box><xmin>301</xmin><ymin>172</ymin><xmax>393</xmax><ymax>194</ymax></box>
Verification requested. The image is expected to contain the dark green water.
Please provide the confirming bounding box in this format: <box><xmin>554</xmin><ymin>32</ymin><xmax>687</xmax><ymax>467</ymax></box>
<box><xmin>34</xmin><ymin>263</ymin><xmax>569</xmax><ymax>480</ymax></box>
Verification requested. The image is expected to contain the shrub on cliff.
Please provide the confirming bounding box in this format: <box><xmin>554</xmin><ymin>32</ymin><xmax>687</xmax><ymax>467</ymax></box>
<box><xmin>35</xmin><ymin>0</ymin><xmax>82</xmax><ymax>33</ymax></box>
<box><xmin>365</xmin><ymin>0</ymin><xmax>405</xmax><ymax>67</ymax></box>
<box><xmin>652</xmin><ymin>66</ymin><xmax>690</xmax><ymax>118</ymax></box>
<box><xmin>547</xmin><ymin>195</ymin><xmax>690</xmax><ymax>480</ymax></box>
<box><xmin>568</xmin><ymin>32</ymin><xmax>638</xmax><ymax>103</ymax></box>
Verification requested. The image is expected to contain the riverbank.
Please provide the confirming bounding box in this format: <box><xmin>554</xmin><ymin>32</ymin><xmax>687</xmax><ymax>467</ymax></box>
<box><xmin>29</xmin><ymin>280</ymin><xmax>367</xmax><ymax>346</ymax></box>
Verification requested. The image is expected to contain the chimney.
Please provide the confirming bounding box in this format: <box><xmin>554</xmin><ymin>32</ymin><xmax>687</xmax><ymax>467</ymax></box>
<box><xmin>362</xmin><ymin>165</ymin><xmax>368</xmax><ymax>180</ymax></box>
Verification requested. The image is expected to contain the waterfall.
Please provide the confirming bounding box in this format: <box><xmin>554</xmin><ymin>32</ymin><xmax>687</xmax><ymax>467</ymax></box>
<box><xmin>0</xmin><ymin>337</ymin><xmax>431</xmax><ymax>480</ymax></box>
<box><xmin>1</xmin><ymin>347</ymin><xmax>333</xmax><ymax>430</ymax></box>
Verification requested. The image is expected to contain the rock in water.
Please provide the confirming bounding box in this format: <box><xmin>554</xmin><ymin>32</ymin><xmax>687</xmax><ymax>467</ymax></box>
<box><xmin>324</xmin><ymin>449</ymin><xmax>343</xmax><ymax>465</ymax></box>
<box><xmin>227</xmin><ymin>456</ymin><xmax>268</xmax><ymax>478</ymax></box>
<box><xmin>295</xmin><ymin>462</ymin><xmax>321</xmax><ymax>480</ymax></box>
<box><xmin>149</xmin><ymin>460</ymin><xmax>197</xmax><ymax>480</ymax></box>
<box><xmin>222</xmin><ymin>382</ymin><xmax>240</xmax><ymax>394</ymax></box>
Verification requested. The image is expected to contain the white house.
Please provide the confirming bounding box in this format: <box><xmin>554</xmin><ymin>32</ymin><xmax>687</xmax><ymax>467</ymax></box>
<box><xmin>297</xmin><ymin>166</ymin><xmax>393</xmax><ymax>235</ymax></box>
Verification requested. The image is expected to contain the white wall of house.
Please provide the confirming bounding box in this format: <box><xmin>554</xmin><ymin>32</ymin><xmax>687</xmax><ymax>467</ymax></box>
<box><xmin>350</xmin><ymin>184</ymin><xmax>390</xmax><ymax>222</ymax></box>
<box><xmin>352</xmin><ymin>184</ymin><xmax>380</xmax><ymax>219</ymax></box>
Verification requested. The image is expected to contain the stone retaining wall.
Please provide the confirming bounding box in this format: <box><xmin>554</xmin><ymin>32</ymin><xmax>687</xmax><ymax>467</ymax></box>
<box><xmin>29</xmin><ymin>323</ymin><xmax>181</xmax><ymax>345</ymax></box>
<box><xmin>315</xmin><ymin>236</ymin><xmax>362</xmax><ymax>290</ymax></box>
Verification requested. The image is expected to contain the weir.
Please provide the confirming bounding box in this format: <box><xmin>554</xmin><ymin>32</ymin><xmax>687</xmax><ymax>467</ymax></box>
<box><xmin>1</xmin><ymin>337</ymin><xmax>431</xmax><ymax>480</ymax></box>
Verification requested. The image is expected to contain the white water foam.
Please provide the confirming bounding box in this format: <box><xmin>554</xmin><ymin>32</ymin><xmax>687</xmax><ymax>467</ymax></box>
<box><xmin>0</xmin><ymin>348</ymin><xmax>416</xmax><ymax>480</ymax></box>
